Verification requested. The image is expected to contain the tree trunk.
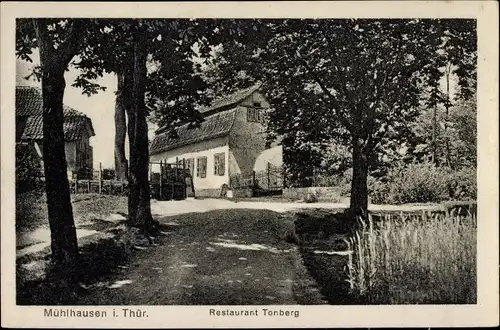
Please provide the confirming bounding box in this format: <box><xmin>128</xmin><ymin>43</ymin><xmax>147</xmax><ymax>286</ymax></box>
<box><xmin>126</xmin><ymin>27</ymin><xmax>155</xmax><ymax>235</ymax></box>
<box><xmin>114</xmin><ymin>72</ymin><xmax>130</xmax><ymax>181</ymax></box>
<box><xmin>33</xmin><ymin>19</ymin><xmax>79</xmax><ymax>279</ymax></box>
<box><xmin>443</xmin><ymin>63</ymin><xmax>453</xmax><ymax>168</ymax></box>
<box><xmin>42</xmin><ymin>71</ymin><xmax>79</xmax><ymax>274</ymax></box>
<box><xmin>349</xmin><ymin>136</ymin><xmax>369</xmax><ymax>220</ymax></box>
<box><xmin>431</xmin><ymin>103</ymin><xmax>438</xmax><ymax>165</ymax></box>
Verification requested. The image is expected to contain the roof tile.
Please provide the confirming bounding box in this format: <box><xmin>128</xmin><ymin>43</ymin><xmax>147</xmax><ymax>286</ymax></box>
<box><xmin>16</xmin><ymin>86</ymin><xmax>95</xmax><ymax>141</ymax></box>
<box><xmin>150</xmin><ymin>109</ymin><xmax>236</xmax><ymax>155</ymax></box>
<box><xmin>198</xmin><ymin>82</ymin><xmax>262</xmax><ymax>114</ymax></box>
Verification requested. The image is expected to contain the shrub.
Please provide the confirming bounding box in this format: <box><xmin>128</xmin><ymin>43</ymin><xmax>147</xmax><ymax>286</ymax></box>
<box><xmin>346</xmin><ymin>213</ymin><xmax>477</xmax><ymax>304</ymax></box>
<box><xmin>339</xmin><ymin>168</ymin><xmax>353</xmax><ymax>196</ymax></box>
<box><xmin>386</xmin><ymin>162</ymin><xmax>451</xmax><ymax>203</ymax></box>
<box><xmin>369</xmin><ymin>162</ymin><xmax>476</xmax><ymax>204</ymax></box>
<box><xmin>304</xmin><ymin>193</ymin><xmax>318</xmax><ymax>203</ymax></box>
<box><xmin>16</xmin><ymin>143</ymin><xmax>43</xmax><ymax>194</ymax></box>
<box><xmin>447</xmin><ymin>166</ymin><xmax>476</xmax><ymax>200</ymax></box>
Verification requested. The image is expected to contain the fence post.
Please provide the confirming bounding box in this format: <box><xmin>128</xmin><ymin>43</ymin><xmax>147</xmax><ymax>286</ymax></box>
<box><xmin>252</xmin><ymin>170</ymin><xmax>256</xmax><ymax>188</ymax></box>
<box><xmin>267</xmin><ymin>162</ymin><xmax>271</xmax><ymax>190</ymax></box>
<box><xmin>87</xmin><ymin>179</ymin><xmax>90</xmax><ymax>193</ymax></box>
<box><xmin>159</xmin><ymin>160</ymin><xmax>163</xmax><ymax>200</ymax></box>
<box><xmin>182</xmin><ymin>158</ymin><xmax>186</xmax><ymax>199</ymax></box>
<box><xmin>282</xmin><ymin>167</ymin><xmax>286</xmax><ymax>189</ymax></box>
<box><xmin>98</xmin><ymin>162</ymin><xmax>102</xmax><ymax>194</ymax></box>
<box><xmin>175</xmin><ymin>157</ymin><xmax>179</xmax><ymax>199</ymax></box>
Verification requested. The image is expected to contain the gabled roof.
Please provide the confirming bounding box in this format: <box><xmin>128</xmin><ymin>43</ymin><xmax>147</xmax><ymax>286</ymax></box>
<box><xmin>198</xmin><ymin>82</ymin><xmax>262</xmax><ymax>114</ymax></box>
<box><xmin>150</xmin><ymin>109</ymin><xmax>236</xmax><ymax>155</ymax></box>
<box><xmin>16</xmin><ymin>86</ymin><xmax>43</xmax><ymax>116</ymax></box>
<box><xmin>16</xmin><ymin>86</ymin><xmax>95</xmax><ymax>141</ymax></box>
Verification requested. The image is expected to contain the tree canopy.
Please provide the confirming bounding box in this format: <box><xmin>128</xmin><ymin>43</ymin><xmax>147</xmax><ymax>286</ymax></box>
<box><xmin>198</xmin><ymin>18</ymin><xmax>476</xmax><ymax>216</ymax></box>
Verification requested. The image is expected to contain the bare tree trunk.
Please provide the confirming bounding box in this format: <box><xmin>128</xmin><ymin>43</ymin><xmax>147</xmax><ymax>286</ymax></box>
<box><xmin>33</xmin><ymin>19</ymin><xmax>80</xmax><ymax>279</ymax></box>
<box><xmin>114</xmin><ymin>72</ymin><xmax>130</xmax><ymax>181</ymax></box>
<box><xmin>42</xmin><ymin>71</ymin><xmax>79</xmax><ymax>274</ymax></box>
<box><xmin>126</xmin><ymin>26</ymin><xmax>155</xmax><ymax>235</ymax></box>
<box><xmin>349</xmin><ymin>135</ymin><xmax>369</xmax><ymax>220</ymax></box>
<box><xmin>443</xmin><ymin>62</ymin><xmax>453</xmax><ymax>168</ymax></box>
<box><xmin>431</xmin><ymin>103</ymin><xmax>438</xmax><ymax>165</ymax></box>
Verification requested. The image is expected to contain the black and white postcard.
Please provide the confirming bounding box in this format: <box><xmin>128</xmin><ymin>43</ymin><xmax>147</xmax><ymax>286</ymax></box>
<box><xmin>1</xmin><ymin>1</ymin><xmax>498</xmax><ymax>328</ymax></box>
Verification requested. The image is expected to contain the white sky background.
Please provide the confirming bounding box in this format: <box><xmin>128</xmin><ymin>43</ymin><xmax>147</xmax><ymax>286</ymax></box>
<box><xmin>16</xmin><ymin>50</ymin><xmax>159</xmax><ymax>169</ymax></box>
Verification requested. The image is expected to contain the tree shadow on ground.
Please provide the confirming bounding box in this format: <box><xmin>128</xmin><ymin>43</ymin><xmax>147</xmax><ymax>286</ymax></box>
<box><xmin>16</xmin><ymin>222</ymin><xmax>173</xmax><ymax>305</ymax></box>
<box><xmin>292</xmin><ymin>209</ymin><xmax>363</xmax><ymax>305</ymax></box>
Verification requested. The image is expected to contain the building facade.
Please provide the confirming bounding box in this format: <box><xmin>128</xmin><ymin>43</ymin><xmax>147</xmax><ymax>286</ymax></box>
<box><xmin>149</xmin><ymin>83</ymin><xmax>282</xmax><ymax>197</ymax></box>
<box><xmin>15</xmin><ymin>86</ymin><xmax>95</xmax><ymax>178</ymax></box>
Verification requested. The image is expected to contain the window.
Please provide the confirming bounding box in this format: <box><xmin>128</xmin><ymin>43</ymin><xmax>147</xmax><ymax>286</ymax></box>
<box><xmin>197</xmin><ymin>156</ymin><xmax>207</xmax><ymax>178</ymax></box>
<box><xmin>247</xmin><ymin>108</ymin><xmax>261</xmax><ymax>122</ymax></box>
<box><xmin>214</xmin><ymin>152</ymin><xmax>225</xmax><ymax>176</ymax></box>
<box><xmin>185</xmin><ymin>158</ymin><xmax>195</xmax><ymax>176</ymax></box>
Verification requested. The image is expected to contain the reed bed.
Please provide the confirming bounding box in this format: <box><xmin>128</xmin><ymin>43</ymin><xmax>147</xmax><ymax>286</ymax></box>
<box><xmin>346</xmin><ymin>212</ymin><xmax>476</xmax><ymax>304</ymax></box>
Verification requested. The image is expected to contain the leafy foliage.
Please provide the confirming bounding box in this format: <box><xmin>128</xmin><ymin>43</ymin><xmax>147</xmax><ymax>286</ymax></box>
<box><xmin>368</xmin><ymin>162</ymin><xmax>476</xmax><ymax>204</ymax></box>
<box><xmin>201</xmin><ymin>19</ymin><xmax>476</xmax><ymax>212</ymax></box>
<box><xmin>16</xmin><ymin>143</ymin><xmax>43</xmax><ymax>194</ymax></box>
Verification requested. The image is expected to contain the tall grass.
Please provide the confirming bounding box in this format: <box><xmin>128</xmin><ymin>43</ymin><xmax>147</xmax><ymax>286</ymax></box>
<box><xmin>346</xmin><ymin>212</ymin><xmax>476</xmax><ymax>304</ymax></box>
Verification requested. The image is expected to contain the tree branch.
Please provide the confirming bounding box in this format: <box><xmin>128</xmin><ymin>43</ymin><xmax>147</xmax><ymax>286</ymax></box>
<box><xmin>32</xmin><ymin>19</ymin><xmax>83</xmax><ymax>71</ymax></box>
<box><xmin>295</xmin><ymin>50</ymin><xmax>352</xmax><ymax>132</ymax></box>
<box><xmin>58</xmin><ymin>19</ymin><xmax>85</xmax><ymax>67</ymax></box>
<box><xmin>365</xmin><ymin>37</ymin><xmax>406</xmax><ymax>143</ymax></box>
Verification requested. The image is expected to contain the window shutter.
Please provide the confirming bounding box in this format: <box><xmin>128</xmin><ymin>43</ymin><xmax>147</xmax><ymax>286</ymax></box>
<box><xmin>219</xmin><ymin>154</ymin><xmax>225</xmax><ymax>175</ymax></box>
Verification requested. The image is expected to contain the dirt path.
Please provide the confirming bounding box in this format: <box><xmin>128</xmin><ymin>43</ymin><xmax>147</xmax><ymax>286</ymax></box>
<box><xmin>150</xmin><ymin>198</ymin><xmax>446</xmax><ymax>218</ymax></box>
<box><xmin>76</xmin><ymin>209</ymin><xmax>326</xmax><ymax>305</ymax></box>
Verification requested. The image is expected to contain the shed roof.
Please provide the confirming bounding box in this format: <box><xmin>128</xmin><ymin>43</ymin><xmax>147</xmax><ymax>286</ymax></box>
<box><xmin>150</xmin><ymin>109</ymin><xmax>236</xmax><ymax>155</ymax></box>
<box><xmin>16</xmin><ymin>86</ymin><xmax>95</xmax><ymax>141</ymax></box>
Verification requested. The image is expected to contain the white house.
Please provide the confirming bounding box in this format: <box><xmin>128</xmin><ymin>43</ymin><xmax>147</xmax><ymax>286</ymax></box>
<box><xmin>149</xmin><ymin>83</ymin><xmax>282</xmax><ymax>197</ymax></box>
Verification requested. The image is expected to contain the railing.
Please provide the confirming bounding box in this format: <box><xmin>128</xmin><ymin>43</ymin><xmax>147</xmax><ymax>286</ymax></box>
<box><xmin>229</xmin><ymin>164</ymin><xmax>344</xmax><ymax>191</ymax></box>
<box><xmin>70</xmin><ymin>162</ymin><xmax>127</xmax><ymax>195</ymax></box>
<box><xmin>230</xmin><ymin>163</ymin><xmax>285</xmax><ymax>192</ymax></box>
<box><xmin>149</xmin><ymin>157</ymin><xmax>190</xmax><ymax>201</ymax></box>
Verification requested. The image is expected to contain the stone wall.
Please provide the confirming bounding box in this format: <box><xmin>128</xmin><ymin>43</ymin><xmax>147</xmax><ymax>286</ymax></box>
<box><xmin>282</xmin><ymin>186</ymin><xmax>345</xmax><ymax>202</ymax></box>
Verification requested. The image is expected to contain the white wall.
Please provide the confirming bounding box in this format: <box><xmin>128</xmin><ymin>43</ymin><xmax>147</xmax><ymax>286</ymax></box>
<box><xmin>150</xmin><ymin>137</ymin><xmax>230</xmax><ymax>191</ymax></box>
<box><xmin>64</xmin><ymin>141</ymin><xmax>77</xmax><ymax>171</ymax></box>
<box><xmin>253</xmin><ymin>145</ymin><xmax>283</xmax><ymax>172</ymax></box>
<box><xmin>228</xmin><ymin>106</ymin><xmax>268</xmax><ymax>176</ymax></box>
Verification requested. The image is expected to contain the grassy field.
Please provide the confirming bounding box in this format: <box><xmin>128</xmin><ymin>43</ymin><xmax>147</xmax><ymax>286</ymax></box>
<box><xmin>345</xmin><ymin>213</ymin><xmax>477</xmax><ymax>304</ymax></box>
<box><xmin>16</xmin><ymin>192</ymin><xmax>128</xmax><ymax>232</ymax></box>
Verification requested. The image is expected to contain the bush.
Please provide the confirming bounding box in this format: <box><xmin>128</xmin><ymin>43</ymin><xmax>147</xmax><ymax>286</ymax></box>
<box><xmin>16</xmin><ymin>143</ymin><xmax>43</xmax><ymax>194</ymax></box>
<box><xmin>304</xmin><ymin>193</ymin><xmax>318</xmax><ymax>203</ymax></box>
<box><xmin>369</xmin><ymin>162</ymin><xmax>476</xmax><ymax>204</ymax></box>
<box><xmin>447</xmin><ymin>166</ymin><xmax>477</xmax><ymax>200</ymax></box>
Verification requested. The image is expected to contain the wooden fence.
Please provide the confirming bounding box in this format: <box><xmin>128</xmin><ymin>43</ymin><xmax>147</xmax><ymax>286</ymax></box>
<box><xmin>70</xmin><ymin>159</ymin><xmax>191</xmax><ymax>199</ymax></box>
<box><xmin>70</xmin><ymin>162</ymin><xmax>127</xmax><ymax>195</ymax></box>
<box><xmin>149</xmin><ymin>157</ymin><xmax>190</xmax><ymax>201</ymax></box>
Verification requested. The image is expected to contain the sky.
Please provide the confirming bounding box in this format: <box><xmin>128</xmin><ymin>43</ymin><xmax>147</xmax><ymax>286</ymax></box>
<box><xmin>16</xmin><ymin>50</ymin><xmax>158</xmax><ymax>169</ymax></box>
